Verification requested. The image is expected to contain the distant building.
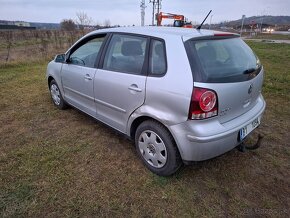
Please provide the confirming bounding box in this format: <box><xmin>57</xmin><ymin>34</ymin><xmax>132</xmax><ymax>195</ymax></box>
<box><xmin>0</xmin><ymin>20</ymin><xmax>14</xmax><ymax>25</ymax></box>
<box><xmin>14</xmin><ymin>21</ymin><xmax>30</xmax><ymax>27</ymax></box>
<box><xmin>0</xmin><ymin>20</ymin><xmax>35</xmax><ymax>30</ymax></box>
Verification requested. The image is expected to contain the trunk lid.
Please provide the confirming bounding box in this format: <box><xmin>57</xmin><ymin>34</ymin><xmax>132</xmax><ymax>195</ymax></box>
<box><xmin>185</xmin><ymin>36</ymin><xmax>263</xmax><ymax>123</ymax></box>
<box><xmin>194</xmin><ymin>69</ymin><xmax>263</xmax><ymax>123</ymax></box>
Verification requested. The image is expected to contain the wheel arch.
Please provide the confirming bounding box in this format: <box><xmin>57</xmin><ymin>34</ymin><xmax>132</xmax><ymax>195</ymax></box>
<box><xmin>48</xmin><ymin>75</ymin><xmax>54</xmax><ymax>88</ymax></box>
<box><xmin>129</xmin><ymin>115</ymin><xmax>176</xmax><ymax>145</ymax></box>
<box><xmin>130</xmin><ymin>116</ymin><xmax>152</xmax><ymax>140</ymax></box>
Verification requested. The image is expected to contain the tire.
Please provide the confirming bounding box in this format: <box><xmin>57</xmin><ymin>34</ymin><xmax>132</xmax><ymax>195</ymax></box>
<box><xmin>135</xmin><ymin>120</ymin><xmax>182</xmax><ymax>176</ymax></box>
<box><xmin>49</xmin><ymin>79</ymin><xmax>68</xmax><ymax>110</ymax></box>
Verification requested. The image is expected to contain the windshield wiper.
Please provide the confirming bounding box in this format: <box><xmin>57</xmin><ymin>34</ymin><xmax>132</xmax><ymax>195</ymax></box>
<box><xmin>243</xmin><ymin>68</ymin><xmax>256</xmax><ymax>74</ymax></box>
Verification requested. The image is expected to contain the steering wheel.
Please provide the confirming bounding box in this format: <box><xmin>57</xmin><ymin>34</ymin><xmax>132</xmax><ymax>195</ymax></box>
<box><xmin>70</xmin><ymin>57</ymin><xmax>85</xmax><ymax>66</ymax></box>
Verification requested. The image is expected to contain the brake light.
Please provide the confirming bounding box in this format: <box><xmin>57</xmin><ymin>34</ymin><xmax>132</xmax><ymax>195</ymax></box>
<box><xmin>214</xmin><ymin>33</ymin><xmax>234</xmax><ymax>37</ymax></box>
<box><xmin>188</xmin><ymin>87</ymin><xmax>218</xmax><ymax>120</ymax></box>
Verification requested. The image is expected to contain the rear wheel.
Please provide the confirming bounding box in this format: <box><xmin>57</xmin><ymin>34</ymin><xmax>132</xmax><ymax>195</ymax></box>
<box><xmin>49</xmin><ymin>79</ymin><xmax>68</xmax><ymax>110</ymax></box>
<box><xmin>135</xmin><ymin>120</ymin><xmax>182</xmax><ymax>176</ymax></box>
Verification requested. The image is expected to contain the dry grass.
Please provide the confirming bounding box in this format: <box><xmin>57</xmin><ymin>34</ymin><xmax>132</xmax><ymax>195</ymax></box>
<box><xmin>0</xmin><ymin>30</ymin><xmax>86</xmax><ymax>64</ymax></box>
<box><xmin>0</xmin><ymin>42</ymin><xmax>289</xmax><ymax>217</ymax></box>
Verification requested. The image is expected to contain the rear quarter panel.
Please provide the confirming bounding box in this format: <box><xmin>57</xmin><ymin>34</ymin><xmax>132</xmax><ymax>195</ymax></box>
<box><xmin>127</xmin><ymin>35</ymin><xmax>193</xmax><ymax>132</ymax></box>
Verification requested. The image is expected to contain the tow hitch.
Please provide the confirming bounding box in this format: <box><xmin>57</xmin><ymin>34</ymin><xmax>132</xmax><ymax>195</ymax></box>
<box><xmin>237</xmin><ymin>134</ymin><xmax>264</xmax><ymax>152</ymax></box>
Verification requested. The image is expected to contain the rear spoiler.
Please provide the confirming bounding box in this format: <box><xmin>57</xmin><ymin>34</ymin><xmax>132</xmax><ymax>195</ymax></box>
<box><xmin>182</xmin><ymin>31</ymin><xmax>240</xmax><ymax>42</ymax></box>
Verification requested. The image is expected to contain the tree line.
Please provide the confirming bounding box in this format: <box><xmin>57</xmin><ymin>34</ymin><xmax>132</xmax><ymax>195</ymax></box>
<box><xmin>0</xmin><ymin>12</ymin><xmax>112</xmax><ymax>64</ymax></box>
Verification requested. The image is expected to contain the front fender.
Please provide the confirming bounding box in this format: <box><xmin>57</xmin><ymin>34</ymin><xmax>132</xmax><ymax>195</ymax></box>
<box><xmin>46</xmin><ymin>61</ymin><xmax>64</xmax><ymax>94</ymax></box>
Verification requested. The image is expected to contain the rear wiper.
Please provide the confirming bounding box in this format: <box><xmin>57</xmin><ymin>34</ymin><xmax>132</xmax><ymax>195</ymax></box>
<box><xmin>243</xmin><ymin>68</ymin><xmax>256</xmax><ymax>74</ymax></box>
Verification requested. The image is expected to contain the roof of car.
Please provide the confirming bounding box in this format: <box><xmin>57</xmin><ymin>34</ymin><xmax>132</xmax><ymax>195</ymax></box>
<box><xmin>89</xmin><ymin>26</ymin><xmax>225</xmax><ymax>40</ymax></box>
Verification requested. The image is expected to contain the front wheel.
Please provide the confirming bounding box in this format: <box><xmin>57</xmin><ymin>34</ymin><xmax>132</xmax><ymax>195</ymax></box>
<box><xmin>49</xmin><ymin>79</ymin><xmax>68</xmax><ymax>110</ymax></box>
<box><xmin>135</xmin><ymin>120</ymin><xmax>182</xmax><ymax>176</ymax></box>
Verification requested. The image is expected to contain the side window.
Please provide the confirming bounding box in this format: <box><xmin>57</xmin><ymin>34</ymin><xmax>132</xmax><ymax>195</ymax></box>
<box><xmin>103</xmin><ymin>34</ymin><xmax>147</xmax><ymax>75</ymax></box>
<box><xmin>69</xmin><ymin>35</ymin><xmax>106</xmax><ymax>68</ymax></box>
<box><xmin>149</xmin><ymin>39</ymin><xmax>167</xmax><ymax>75</ymax></box>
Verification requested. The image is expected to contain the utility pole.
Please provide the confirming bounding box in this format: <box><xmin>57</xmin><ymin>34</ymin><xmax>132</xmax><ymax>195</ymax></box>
<box><xmin>240</xmin><ymin>15</ymin><xmax>246</xmax><ymax>37</ymax></box>
<box><xmin>140</xmin><ymin>0</ymin><xmax>146</xmax><ymax>26</ymax></box>
<box><xmin>150</xmin><ymin>0</ymin><xmax>162</xmax><ymax>26</ymax></box>
<box><xmin>259</xmin><ymin>9</ymin><xmax>266</xmax><ymax>34</ymax></box>
<box><xmin>209</xmin><ymin>15</ymin><xmax>213</xmax><ymax>30</ymax></box>
<box><xmin>260</xmin><ymin>16</ymin><xmax>264</xmax><ymax>33</ymax></box>
<box><xmin>156</xmin><ymin>0</ymin><xmax>161</xmax><ymax>15</ymax></box>
<box><xmin>149</xmin><ymin>0</ymin><xmax>156</xmax><ymax>26</ymax></box>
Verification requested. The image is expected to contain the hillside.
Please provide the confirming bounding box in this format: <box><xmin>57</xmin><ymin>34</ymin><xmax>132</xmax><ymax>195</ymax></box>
<box><xmin>226</xmin><ymin>15</ymin><xmax>290</xmax><ymax>26</ymax></box>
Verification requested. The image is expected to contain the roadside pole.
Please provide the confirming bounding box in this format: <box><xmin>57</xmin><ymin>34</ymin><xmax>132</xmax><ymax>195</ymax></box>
<box><xmin>209</xmin><ymin>15</ymin><xmax>213</xmax><ymax>30</ymax></box>
<box><xmin>240</xmin><ymin>15</ymin><xmax>246</xmax><ymax>37</ymax></box>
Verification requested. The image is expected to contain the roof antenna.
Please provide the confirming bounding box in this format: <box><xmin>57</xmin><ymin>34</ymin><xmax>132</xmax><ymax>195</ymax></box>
<box><xmin>197</xmin><ymin>10</ymin><xmax>212</xmax><ymax>30</ymax></box>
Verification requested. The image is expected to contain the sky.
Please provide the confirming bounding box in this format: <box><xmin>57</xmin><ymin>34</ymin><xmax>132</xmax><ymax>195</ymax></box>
<box><xmin>0</xmin><ymin>0</ymin><xmax>289</xmax><ymax>26</ymax></box>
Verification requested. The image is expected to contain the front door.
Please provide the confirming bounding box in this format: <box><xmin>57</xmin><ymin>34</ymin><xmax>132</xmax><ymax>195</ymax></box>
<box><xmin>61</xmin><ymin>34</ymin><xmax>106</xmax><ymax>117</ymax></box>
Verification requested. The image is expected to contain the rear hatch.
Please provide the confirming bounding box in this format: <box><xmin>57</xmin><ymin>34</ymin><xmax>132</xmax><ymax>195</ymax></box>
<box><xmin>185</xmin><ymin>35</ymin><xmax>263</xmax><ymax>123</ymax></box>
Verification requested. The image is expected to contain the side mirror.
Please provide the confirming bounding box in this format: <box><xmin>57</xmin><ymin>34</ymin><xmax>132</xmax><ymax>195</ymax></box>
<box><xmin>55</xmin><ymin>54</ymin><xmax>65</xmax><ymax>63</ymax></box>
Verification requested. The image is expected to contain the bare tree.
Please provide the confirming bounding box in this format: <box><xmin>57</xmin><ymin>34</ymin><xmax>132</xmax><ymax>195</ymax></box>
<box><xmin>104</xmin><ymin>19</ymin><xmax>111</xmax><ymax>28</ymax></box>
<box><xmin>76</xmin><ymin>11</ymin><xmax>93</xmax><ymax>31</ymax></box>
<box><xmin>60</xmin><ymin>19</ymin><xmax>76</xmax><ymax>31</ymax></box>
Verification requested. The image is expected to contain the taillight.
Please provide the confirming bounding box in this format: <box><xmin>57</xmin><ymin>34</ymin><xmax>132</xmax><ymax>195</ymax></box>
<box><xmin>213</xmin><ymin>32</ymin><xmax>236</xmax><ymax>37</ymax></box>
<box><xmin>188</xmin><ymin>87</ymin><xmax>218</xmax><ymax>120</ymax></box>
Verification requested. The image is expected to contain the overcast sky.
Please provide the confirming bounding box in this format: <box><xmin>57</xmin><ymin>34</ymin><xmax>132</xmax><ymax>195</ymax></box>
<box><xmin>0</xmin><ymin>0</ymin><xmax>289</xmax><ymax>26</ymax></box>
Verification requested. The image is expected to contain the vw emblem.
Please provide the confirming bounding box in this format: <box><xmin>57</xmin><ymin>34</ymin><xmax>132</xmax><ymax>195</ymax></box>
<box><xmin>248</xmin><ymin>84</ymin><xmax>253</xmax><ymax>94</ymax></box>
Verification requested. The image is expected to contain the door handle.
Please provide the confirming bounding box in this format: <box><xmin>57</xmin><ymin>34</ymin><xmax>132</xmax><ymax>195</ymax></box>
<box><xmin>128</xmin><ymin>84</ymin><xmax>142</xmax><ymax>92</ymax></box>
<box><xmin>84</xmin><ymin>74</ymin><xmax>92</xmax><ymax>80</ymax></box>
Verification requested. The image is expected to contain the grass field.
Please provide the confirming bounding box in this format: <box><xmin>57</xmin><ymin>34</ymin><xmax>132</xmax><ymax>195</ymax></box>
<box><xmin>0</xmin><ymin>42</ymin><xmax>289</xmax><ymax>217</ymax></box>
<box><xmin>251</xmin><ymin>33</ymin><xmax>290</xmax><ymax>40</ymax></box>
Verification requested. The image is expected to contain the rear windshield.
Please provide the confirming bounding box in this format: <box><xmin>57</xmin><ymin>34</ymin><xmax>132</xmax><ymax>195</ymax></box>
<box><xmin>185</xmin><ymin>37</ymin><xmax>261</xmax><ymax>83</ymax></box>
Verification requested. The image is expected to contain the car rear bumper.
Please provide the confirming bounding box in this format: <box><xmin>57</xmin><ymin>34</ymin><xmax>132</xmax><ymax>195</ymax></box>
<box><xmin>169</xmin><ymin>95</ymin><xmax>266</xmax><ymax>161</ymax></box>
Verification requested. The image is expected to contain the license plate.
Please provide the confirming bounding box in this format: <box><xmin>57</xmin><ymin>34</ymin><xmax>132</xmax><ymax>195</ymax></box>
<box><xmin>239</xmin><ymin>117</ymin><xmax>260</xmax><ymax>141</ymax></box>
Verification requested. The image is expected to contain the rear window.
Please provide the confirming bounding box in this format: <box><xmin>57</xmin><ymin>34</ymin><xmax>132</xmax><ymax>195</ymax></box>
<box><xmin>185</xmin><ymin>37</ymin><xmax>261</xmax><ymax>83</ymax></box>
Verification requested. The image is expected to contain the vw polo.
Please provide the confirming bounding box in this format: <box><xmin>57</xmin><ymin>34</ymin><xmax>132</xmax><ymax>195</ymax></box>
<box><xmin>46</xmin><ymin>27</ymin><xmax>266</xmax><ymax>176</ymax></box>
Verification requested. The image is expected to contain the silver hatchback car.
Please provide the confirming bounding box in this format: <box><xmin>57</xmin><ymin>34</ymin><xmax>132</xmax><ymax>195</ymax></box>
<box><xmin>46</xmin><ymin>27</ymin><xmax>266</xmax><ymax>176</ymax></box>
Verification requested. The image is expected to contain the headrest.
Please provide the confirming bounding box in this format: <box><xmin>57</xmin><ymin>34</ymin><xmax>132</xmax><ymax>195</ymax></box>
<box><xmin>121</xmin><ymin>41</ymin><xmax>143</xmax><ymax>56</ymax></box>
<box><xmin>198</xmin><ymin>46</ymin><xmax>216</xmax><ymax>60</ymax></box>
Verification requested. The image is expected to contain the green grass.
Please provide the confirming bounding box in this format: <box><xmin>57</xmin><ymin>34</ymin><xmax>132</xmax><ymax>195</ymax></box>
<box><xmin>0</xmin><ymin>42</ymin><xmax>290</xmax><ymax>217</ymax></box>
<box><xmin>250</xmin><ymin>33</ymin><xmax>290</xmax><ymax>40</ymax></box>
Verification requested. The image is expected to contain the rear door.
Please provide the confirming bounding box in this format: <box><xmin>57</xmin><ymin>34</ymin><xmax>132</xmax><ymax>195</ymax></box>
<box><xmin>185</xmin><ymin>37</ymin><xmax>263</xmax><ymax>123</ymax></box>
<box><xmin>61</xmin><ymin>34</ymin><xmax>106</xmax><ymax>117</ymax></box>
<box><xmin>94</xmin><ymin>34</ymin><xmax>148</xmax><ymax>132</ymax></box>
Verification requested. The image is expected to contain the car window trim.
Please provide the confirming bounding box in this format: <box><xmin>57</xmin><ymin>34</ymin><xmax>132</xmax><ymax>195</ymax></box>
<box><xmin>66</xmin><ymin>33</ymin><xmax>109</xmax><ymax>69</ymax></box>
<box><xmin>99</xmin><ymin>32</ymin><xmax>150</xmax><ymax>76</ymax></box>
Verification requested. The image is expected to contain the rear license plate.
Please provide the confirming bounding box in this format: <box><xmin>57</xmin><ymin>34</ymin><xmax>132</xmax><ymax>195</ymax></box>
<box><xmin>239</xmin><ymin>117</ymin><xmax>260</xmax><ymax>141</ymax></box>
